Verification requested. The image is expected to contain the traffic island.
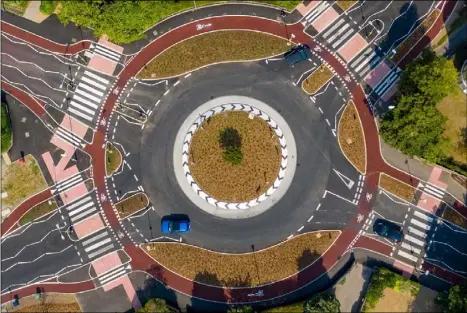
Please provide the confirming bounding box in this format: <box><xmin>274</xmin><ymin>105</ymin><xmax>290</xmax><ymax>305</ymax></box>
<box><xmin>105</xmin><ymin>142</ymin><xmax>122</xmax><ymax>176</ymax></box>
<box><xmin>337</xmin><ymin>100</ymin><xmax>366</xmax><ymax>174</ymax></box>
<box><xmin>18</xmin><ymin>197</ymin><xmax>57</xmax><ymax>226</ymax></box>
<box><xmin>441</xmin><ymin>206</ymin><xmax>467</xmax><ymax>230</ymax></box>
<box><xmin>115</xmin><ymin>192</ymin><xmax>149</xmax><ymax>219</ymax></box>
<box><xmin>136</xmin><ymin>30</ymin><xmax>290</xmax><ymax>79</ymax></box>
<box><xmin>379</xmin><ymin>173</ymin><xmax>416</xmax><ymax>203</ymax></box>
<box><xmin>1</xmin><ymin>103</ymin><xmax>13</xmax><ymax>154</ymax></box>
<box><xmin>301</xmin><ymin>64</ymin><xmax>334</xmax><ymax>95</ymax></box>
<box><xmin>189</xmin><ymin>111</ymin><xmax>281</xmax><ymax>203</ymax></box>
<box><xmin>336</xmin><ymin>1</ymin><xmax>357</xmax><ymax>11</ymax></box>
<box><xmin>144</xmin><ymin>231</ymin><xmax>340</xmax><ymax>287</ymax></box>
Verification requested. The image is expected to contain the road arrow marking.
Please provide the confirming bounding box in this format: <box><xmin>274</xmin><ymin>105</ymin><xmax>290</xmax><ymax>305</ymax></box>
<box><xmin>333</xmin><ymin>169</ymin><xmax>355</xmax><ymax>189</ymax></box>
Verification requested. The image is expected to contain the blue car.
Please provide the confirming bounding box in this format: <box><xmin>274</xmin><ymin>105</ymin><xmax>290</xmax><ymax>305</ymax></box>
<box><xmin>283</xmin><ymin>44</ymin><xmax>309</xmax><ymax>67</ymax></box>
<box><xmin>373</xmin><ymin>218</ymin><xmax>403</xmax><ymax>242</ymax></box>
<box><xmin>161</xmin><ymin>219</ymin><xmax>191</xmax><ymax>234</ymax></box>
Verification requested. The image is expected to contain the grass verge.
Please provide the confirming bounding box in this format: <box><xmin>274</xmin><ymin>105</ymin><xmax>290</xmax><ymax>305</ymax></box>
<box><xmin>115</xmin><ymin>192</ymin><xmax>149</xmax><ymax>219</ymax></box>
<box><xmin>391</xmin><ymin>9</ymin><xmax>440</xmax><ymax>64</ymax></box>
<box><xmin>379</xmin><ymin>173</ymin><xmax>416</xmax><ymax>202</ymax></box>
<box><xmin>105</xmin><ymin>143</ymin><xmax>122</xmax><ymax>176</ymax></box>
<box><xmin>137</xmin><ymin>30</ymin><xmax>290</xmax><ymax>79</ymax></box>
<box><xmin>189</xmin><ymin>111</ymin><xmax>281</xmax><ymax>203</ymax></box>
<box><xmin>433</xmin><ymin>13</ymin><xmax>467</xmax><ymax>49</ymax></box>
<box><xmin>144</xmin><ymin>231</ymin><xmax>340</xmax><ymax>287</ymax></box>
<box><xmin>2</xmin><ymin>0</ymin><xmax>29</xmax><ymax>15</ymax></box>
<box><xmin>19</xmin><ymin>198</ymin><xmax>57</xmax><ymax>226</ymax></box>
<box><xmin>1</xmin><ymin>155</ymin><xmax>48</xmax><ymax>209</ymax></box>
<box><xmin>337</xmin><ymin>0</ymin><xmax>357</xmax><ymax>11</ymax></box>
<box><xmin>259</xmin><ymin>1</ymin><xmax>301</xmax><ymax>11</ymax></box>
<box><xmin>442</xmin><ymin>206</ymin><xmax>467</xmax><ymax>230</ymax></box>
<box><xmin>1</xmin><ymin>103</ymin><xmax>13</xmax><ymax>153</ymax></box>
<box><xmin>436</xmin><ymin>87</ymin><xmax>467</xmax><ymax>166</ymax></box>
<box><xmin>338</xmin><ymin>100</ymin><xmax>366</xmax><ymax>174</ymax></box>
<box><xmin>302</xmin><ymin>64</ymin><xmax>334</xmax><ymax>95</ymax></box>
<box><xmin>363</xmin><ymin>267</ymin><xmax>419</xmax><ymax>312</ymax></box>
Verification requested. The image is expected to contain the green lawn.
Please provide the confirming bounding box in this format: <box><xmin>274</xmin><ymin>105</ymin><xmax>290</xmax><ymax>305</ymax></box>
<box><xmin>19</xmin><ymin>198</ymin><xmax>58</xmax><ymax>225</ymax></box>
<box><xmin>1</xmin><ymin>103</ymin><xmax>12</xmax><ymax>154</ymax></box>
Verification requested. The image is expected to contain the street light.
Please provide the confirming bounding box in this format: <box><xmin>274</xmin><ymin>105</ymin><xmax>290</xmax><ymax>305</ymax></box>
<box><xmin>359</xmin><ymin>0</ymin><xmax>369</xmax><ymax>38</ymax></box>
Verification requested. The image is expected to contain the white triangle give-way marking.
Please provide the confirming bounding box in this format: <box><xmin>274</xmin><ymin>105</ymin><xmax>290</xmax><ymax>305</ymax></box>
<box><xmin>333</xmin><ymin>169</ymin><xmax>355</xmax><ymax>189</ymax></box>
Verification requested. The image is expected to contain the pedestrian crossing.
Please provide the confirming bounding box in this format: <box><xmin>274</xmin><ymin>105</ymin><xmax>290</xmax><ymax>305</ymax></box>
<box><xmin>62</xmin><ymin>193</ymin><xmax>99</xmax><ymax>224</ymax></box>
<box><xmin>96</xmin><ymin>263</ymin><xmax>132</xmax><ymax>287</ymax></box>
<box><xmin>52</xmin><ymin>171</ymin><xmax>85</xmax><ymax>195</ymax></box>
<box><xmin>394</xmin><ymin>209</ymin><xmax>434</xmax><ymax>265</ymax></box>
<box><xmin>369</xmin><ymin>67</ymin><xmax>401</xmax><ymax>99</ymax></box>
<box><xmin>321</xmin><ymin>16</ymin><xmax>358</xmax><ymax>51</ymax></box>
<box><xmin>78</xmin><ymin>227</ymin><xmax>118</xmax><ymax>261</ymax></box>
<box><xmin>301</xmin><ymin>1</ymin><xmax>332</xmax><ymax>28</ymax></box>
<box><xmin>66</xmin><ymin>70</ymin><xmax>112</xmax><ymax>126</ymax></box>
<box><xmin>417</xmin><ymin>181</ymin><xmax>446</xmax><ymax>201</ymax></box>
<box><xmin>55</xmin><ymin>125</ymin><xmax>86</xmax><ymax>148</ymax></box>
<box><xmin>349</xmin><ymin>46</ymin><xmax>382</xmax><ymax>79</ymax></box>
<box><xmin>90</xmin><ymin>43</ymin><xmax>122</xmax><ymax>63</ymax></box>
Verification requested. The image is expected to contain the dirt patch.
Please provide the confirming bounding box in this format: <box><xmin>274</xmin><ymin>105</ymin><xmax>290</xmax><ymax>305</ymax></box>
<box><xmin>442</xmin><ymin>206</ymin><xmax>467</xmax><ymax>230</ymax></box>
<box><xmin>9</xmin><ymin>293</ymin><xmax>80</xmax><ymax>312</ymax></box>
<box><xmin>137</xmin><ymin>30</ymin><xmax>290</xmax><ymax>79</ymax></box>
<box><xmin>370</xmin><ymin>287</ymin><xmax>414</xmax><ymax>312</ymax></box>
<box><xmin>144</xmin><ymin>231</ymin><xmax>340</xmax><ymax>287</ymax></box>
<box><xmin>19</xmin><ymin>197</ymin><xmax>57</xmax><ymax>226</ymax></box>
<box><xmin>337</xmin><ymin>100</ymin><xmax>366</xmax><ymax>174</ymax></box>
<box><xmin>302</xmin><ymin>64</ymin><xmax>334</xmax><ymax>95</ymax></box>
<box><xmin>105</xmin><ymin>142</ymin><xmax>122</xmax><ymax>176</ymax></box>
<box><xmin>391</xmin><ymin>9</ymin><xmax>440</xmax><ymax>64</ymax></box>
<box><xmin>379</xmin><ymin>173</ymin><xmax>416</xmax><ymax>202</ymax></box>
<box><xmin>115</xmin><ymin>192</ymin><xmax>149</xmax><ymax>219</ymax></box>
<box><xmin>337</xmin><ymin>1</ymin><xmax>357</xmax><ymax>11</ymax></box>
<box><xmin>189</xmin><ymin>111</ymin><xmax>281</xmax><ymax>203</ymax></box>
<box><xmin>451</xmin><ymin>173</ymin><xmax>467</xmax><ymax>190</ymax></box>
<box><xmin>1</xmin><ymin>155</ymin><xmax>48</xmax><ymax>209</ymax></box>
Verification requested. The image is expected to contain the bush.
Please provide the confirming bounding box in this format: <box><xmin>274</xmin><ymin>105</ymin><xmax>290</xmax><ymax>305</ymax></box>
<box><xmin>1</xmin><ymin>104</ymin><xmax>12</xmax><ymax>153</ymax></box>
<box><xmin>436</xmin><ymin>284</ymin><xmax>467</xmax><ymax>313</ymax></box>
<box><xmin>39</xmin><ymin>0</ymin><xmax>57</xmax><ymax>15</ymax></box>
<box><xmin>223</xmin><ymin>147</ymin><xmax>243</xmax><ymax>165</ymax></box>
<box><xmin>305</xmin><ymin>293</ymin><xmax>340</xmax><ymax>313</ymax></box>
<box><xmin>219</xmin><ymin>127</ymin><xmax>242</xmax><ymax>149</ymax></box>
<box><xmin>137</xmin><ymin>298</ymin><xmax>172</xmax><ymax>313</ymax></box>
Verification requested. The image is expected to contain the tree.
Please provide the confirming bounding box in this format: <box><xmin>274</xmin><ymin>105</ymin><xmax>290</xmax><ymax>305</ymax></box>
<box><xmin>437</xmin><ymin>284</ymin><xmax>467</xmax><ymax>313</ymax></box>
<box><xmin>136</xmin><ymin>298</ymin><xmax>172</xmax><ymax>313</ymax></box>
<box><xmin>398</xmin><ymin>50</ymin><xmax>458</xmax><ymax>104</ymax></box>
<box><xmin>219</xmin><ymin>127</ymin><xmax>242</xmax><ymax>149</ymax></box>
<box><xmin>380</xmin><ymin>94</ymin><xmax>451</xmax><ymax>163</ymax></box>
<box><xmin>227</xmin><ymin>305</ymin><xmax>255</xmax><ymax>313</ymax></box>
<box><xmin>305</xmin><ymin>293</ymin><xmax>340</xmax><ymax>313</ymax></box>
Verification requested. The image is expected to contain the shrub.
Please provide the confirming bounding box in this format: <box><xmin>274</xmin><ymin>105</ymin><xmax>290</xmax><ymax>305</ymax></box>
<box><xmin>219</xmin><ymin>127</ymin><xmax>242</xmax><ymax>149</ymax></box>
<box><xmin>39</xmin><ymin>0</ymin><xmax>57</xmax><ymax>15</ymax></box>
<box><xmin>223</xmin><ymin>147</ymin><xmax>243</xmax><ymax>165</ymax></box>
<box><xmin>1</xmin><ymin>104</ymin><xmax>12</xmax><ymax>153</ymax></box>
<box><xmin>137</xmin><ymin>298</ymin><xmax>172</xmax><ymax>313</ymax></box>
<box><xmin>305</xmin><ymin>293</ymin><xmax>340</xmax><ymax>313</ymax></box>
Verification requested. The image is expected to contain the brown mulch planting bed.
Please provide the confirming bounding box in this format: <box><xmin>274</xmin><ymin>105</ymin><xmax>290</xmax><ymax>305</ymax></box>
<box><xmin>145</xmin><ymin>231</ymin><xmax>340</xmax><ymax>287</ymax></box>
<box><xmin>19</xmin><ymin>198</ymin><xmax>57</xmax><ymax>226</ymax></box>
<box><xmin>337</xmin><ymin>100</ymin><xmax>366</xmax><ymax>174</ymax></box>
<box><xmin>442</xmin><ymin>207</ymin><xmax>467</xmax><ymax>230</ymax></box>
<box><xmin>14</xmin><ymin>303</ymin><xmax>81</xmax><ymax>313</ymax></box>
<box><xmin>302</xmin><ymin>64</ymin><xmax>334</xmax><ymax>94</ymax></box>
<box><xmin>391</xmin><ymin>9</ymin><xmax>440</xmax><ymax>64</ymax></box>
<box><xmin>137</xmin><ymin>31</ymin><xmax>290</xmax><ymax>79</ymax></box>
<box><xmin>337</xmin><ymin>0</ymin><xmax>357</xmax><ymax>11</ymax></box>
<box><xmin>105</xmin><ymin>142</ymin><xmax>122</xmax><ymax>176</ymax></box>
<box><xmin>115</xmin><ymin>192</ymin><xmax>149</xmax><ymax>219</ymax></box>
<box><xmin>379</xmin><ymin>173</ymin><xmax>416</xmax><ymax>202</ymax></box>
<box><xmin>189</xmin><ymin>111</ymin><xmax>281</xmax><ymax>203</ymax></box>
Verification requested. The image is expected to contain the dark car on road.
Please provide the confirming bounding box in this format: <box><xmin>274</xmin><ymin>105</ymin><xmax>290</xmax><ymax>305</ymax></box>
<box><xmin>283</xmin><ymin>44</ymin><xmax>309</xmax><ymax>67</ymax></box>
<box><xmin>373</xmin><ymin>218</ymin><xmax>403</xmax><ymax>242</ymax></box>
<box><xmin>161</xmin><ymin>218</ymin><xmax>191</xmax><ymax>234</ymax></box>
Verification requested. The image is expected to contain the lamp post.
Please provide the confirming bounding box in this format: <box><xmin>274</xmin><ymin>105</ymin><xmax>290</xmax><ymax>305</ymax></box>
<box><xmin>359</xmin><ymin>0</ymin><xmax>369</xmax><ymax>38</ymax></box>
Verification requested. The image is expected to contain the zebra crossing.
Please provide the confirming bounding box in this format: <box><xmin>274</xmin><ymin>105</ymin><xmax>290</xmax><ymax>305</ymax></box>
<box><xmin>320</xmin><ymin>16</ymin><xmax>359</xmax><ymax>51</ymax></box>
<box><xmin>52</xmin><ymin>171</ymin><xmax>86</xmax><ymax>195</ymax></box>
<box><xmin>78</xmin><ymin>227</ymin><xmax>118</xmax><ymax>261</ymax></box>
<box><xmin>349</xmin><ymin>46</ymin><xmax>382</xmax><ymax>79</ymax></box>
<box><xmin>393</xmin><ymin>209</ymin><xmax>434</xmax><ymax>265</ymax></box>
<box><xmin>89</xmin><ymin>43</ymin><xmax>123</xmax><ymax>64</ymax></box>
<box><xmin>369</xmin><ymin>67</ymin><xmax>402</xmax><ymax>100</ymax></box>
<box><xmin>301</xmin><ymin>1</ymin><xmax>332</xmax><ymax>28</ymax></box>
<box><xmin>62</xmin><ymin>193</ymin><xmax>99</xmax><ymax>224</ymax></box>
<box><xmin>417</xmin><ymin>181</ymin><xmax>446</xmax><ymax>201</ymax></box>
<box><xmin>55</xmin><ymin>124</ymin><xmax>86</xmax><ymax>148</ymax></box>
<box><xmin>95</xmin><ymin>263</ymin><xmax>132</xmax><ymax>287</ymax></box>
<box><xmin>66</xmin><ymin>70</ymin><xmax>112</xmax><ymax>127</ymax></box>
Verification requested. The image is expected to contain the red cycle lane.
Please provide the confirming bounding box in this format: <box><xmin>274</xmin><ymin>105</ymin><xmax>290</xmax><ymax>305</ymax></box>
<box><xmin>1</xmin><ymin>81</ymin><xmax>46</xmax><ymax>117</ymax></box>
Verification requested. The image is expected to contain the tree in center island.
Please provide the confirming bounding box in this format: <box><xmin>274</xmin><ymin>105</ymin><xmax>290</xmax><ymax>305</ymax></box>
<box><xmin>379</xmin><ymin>50</ymin><xmax>458</xmax><ymax>163</ymax></box>
<box><xmin>219</xmin><ymin>127</ymin><xmax>243</xmax><ymax>165</ymax></box>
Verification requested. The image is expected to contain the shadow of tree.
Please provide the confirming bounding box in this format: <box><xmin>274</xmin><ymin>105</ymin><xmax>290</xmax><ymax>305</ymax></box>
<box><xmin>297</xmin><ymin>248</ymin><xmax>320</xmax><ymax>272</ymax></box>
<box><xmin>221</xmin><ymin>273</ymin><xmax>252</xmax><ymax>288</ymax></box>
<box><xmin>187</xmin><ymin>271</ymin><xmax>229</xmax><ymax>313</ymax></box>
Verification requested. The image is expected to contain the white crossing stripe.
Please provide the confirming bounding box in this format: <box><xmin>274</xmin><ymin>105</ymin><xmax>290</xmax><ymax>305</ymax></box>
<box><xmin>302</xmin><ymin>1</ymin><xmax>330</xmax><ymax>25</ymax></box>
<box><xmin>414</xmin><ymin>211</ymin><xmax>434</xmax><ymax>223</ymax></box>
<box><xmin>80</xmin><ymin>76</ymin><xmax>107</xmax><ymax>90</ymax></box>
<box><xmin>374</xmin><ymin>71</ymin><xmax>399</xmax><ymax>96</ymax></box>
<box><xmin>56</xmin><ymin>127</ymin><xmax>83</xmax><ymax>147</ymax></box>
<box><xmin>75</xmin><ymin>88</ymin><xmax>102</xmax><ymax>103</ymax></box>
<box><xmin>87</xmin><ymin>244</ymin><xmax>115</xmax><ymax>259</ymax></box>
<box><xmin>327</xmin><ymin>23</ymin><xmax>350</xmax><ymax>44</ymax></box>
<box><xmin>404</xmin><ymin>234</ymin><xmax>425</xmax><ymax>247</ymax></box>
<box><xmin>55</xmin><ymin>172</ymin><xmax>80</xmax><ymax>188</ymax></box>
<box><xmin>83</xmin><ymin>71</ymin><xmax>110</xmax><ymax>85</ymax></box>
<box><xmin>82</xmin><ymin>231</ymin><xmax>108</xmax><ymax>246</ymax></box>
<box><xmin>55</xmin><ymin>175</ymin><xmax>83</xmax><ymax>193</ymax></box>
<box><xmin>397</xmin><ymin>249</ymin><xmax>419</xmax><ymax>262</ymax></box>
<box><xmin>410</xmin><ymin>218</ymin><xmax>431</xmax><ymax>231</ymax></box>
<box><xmin>100</xmin><ymin>269</ymin><xmax>127</xmax><ymax>285</ymax></box>
<box><xmin>332</xmin><ymin>27</ymin><xmax>355</xmax><ymax>48</ymax></box>
<box><xmin>408</xmin><ymin>226</ymin><xmax>427</xmax><ymax>239</ymax></box>
<box><xmin>94</xmin><ymin>44</ymin><xmax>121</xmax><ymax>62</ymax></box>
<box><xmin>424</xmin><ymin>184</ymin><xmax>445</xmax><ymax>198</ymax></box>
<box><xmin>68</xmin><ymin>201</ymin><xmax>94</xmax><ymax>217</ymax></box>
<box><xmin>350</xmin><ymin>47</ymin><xmax>372</xmax><ymax>68</ymax></box>
<box><xmin>68</xmin><ymin>107</ymin><xmax>93</xmax><ymax>121</ymax></box>
<box><xmin>323</xmin><ymin>19</ymin><xmax>345</xmax><ymax>38</ymax></box>
<box><xmin>71</xmin><ymin>207</ymin><xmax>97</xmax><ymax>222</ymax></box>
<box><xmin>70</xmin><ymin>101</ymin><xmax>95</xmax><ymax>115</ymax></box>
<box><xmin>401</xmin><ymin>242</ymin><xmax>421</xmax><ymax>255</ymax></box>
<box><xmin>65</xmin><ymin>196</ymin><xmax>93</xmax><ymax>213</ymax></box>
<box><xmin>72</xmin><ymin>94</ymin><xmax>99</xmax><ymax>109</ymax></box>
<box><xmin>77</xmin><ymin>83</ymin><xmax>104</xmax><ymax>97</ymax></box>
<box><xmin>84</xmin><ymin>237</ymin><xmax>112</xmax><ymax>252</ymax></box>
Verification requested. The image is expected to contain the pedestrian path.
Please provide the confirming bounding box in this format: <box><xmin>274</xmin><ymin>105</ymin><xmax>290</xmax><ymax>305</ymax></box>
<box><xmin>348</xmin><ymin>46</ymin><xmax>382</xmax><ymax>79</ymax></box>
<box><xmin>52</xmin><ymin>171</ymin><xmax>86</xmax><ymax>195</ymax></box>
<box><xmin>300</xmin><ymin>1</ymin><xmax>332</xmax><ymax>28</ymax></box>
<box><xmin>417</xmin><ymin>181</ymin><xmax>446</xmax><ymax>201</ymax></box>
<box><xmin>319</xmin><ymin>14</ymin><xmax>359</xmax><ymax>51</ymax></box>
<box><xmin>54</xmin><ymin>124</ymin><xmax>86</xmax><ymax>148</ymax></box>
<box><xmin>89</xmin><ymin>43</ymin><xmax>123</xmax><ymax>64</ymax></box>
<box><xmin>368</xmin><ymin>67</ymin><xmax>401</xmax><ymax>100</ymax></box>
<box><xmin>95</xmin><ymin>263</ymin><xmax>132</xmax><ymax>287</ymax></box>
<box><xmin>77</xmin><ymin>227</ymin><xmax>118</xmax><ymax>261</ymax></box>
<box><xmin>66</xmin><ymin>69</ymin><xmax>113</xmax><ymax>128</ymax></box>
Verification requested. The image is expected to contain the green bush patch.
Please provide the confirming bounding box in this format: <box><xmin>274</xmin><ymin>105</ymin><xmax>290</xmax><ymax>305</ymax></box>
<box><xmin>39</xmin><ymin>0</ymin><xmax>58</xmax><ymax>15</ymax></box>
<box><xmin>105</xmin><ymin>142</ymin><xmax>122</xmax><ymax>176</ymax></box>
<box><xmin>2</xmin><ymin>0</ymin><xmax>29</xmax><ymax>15</ymax></box>
<box><xmin>1</xmin><ymin>103</ymin><xmax>12</xmax><ymax>153</ymax></box>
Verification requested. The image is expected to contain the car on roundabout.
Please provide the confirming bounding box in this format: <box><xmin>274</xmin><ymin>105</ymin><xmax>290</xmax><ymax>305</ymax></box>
<box><xmin>283</xmin><ymin>44</ymin><xmax>310</xmax><ymax>67</ymax></box>
<box><xmin>161</xmin><ymin>216</ymin><xmax>191</xmax><ymax>234</ymax></box>
<box><xmin>373</xmin><ymin>218</ymin><xmax>403</xmax><ymax>243</ymax></box>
